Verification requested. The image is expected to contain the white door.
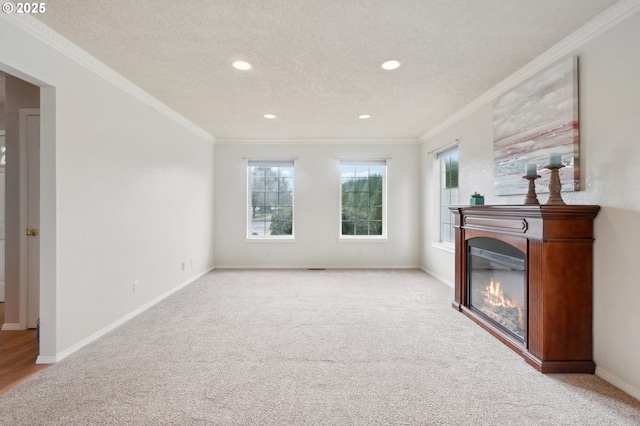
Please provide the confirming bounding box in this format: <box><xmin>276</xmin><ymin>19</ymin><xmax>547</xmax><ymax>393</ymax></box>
<box><xmin>18</xmin><ymin>110</ymin><xmax>40</xmax><ymax>329</ymax></box>
<box><xmin>25</xmin><ymin>112</ymin><xmax>40</xmax><ymax>329</ymax></box>
<box><xmin>0</xmin><ymin>130</ymin><xmax>5</xmax><ymax>302</ymax></box>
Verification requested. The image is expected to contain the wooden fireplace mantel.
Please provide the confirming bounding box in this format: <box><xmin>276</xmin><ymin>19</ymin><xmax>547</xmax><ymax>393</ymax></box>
<box><xmin>449</xmin><ymin>204</ymin><xmax>600</xmax><ymax>373</ymax></box>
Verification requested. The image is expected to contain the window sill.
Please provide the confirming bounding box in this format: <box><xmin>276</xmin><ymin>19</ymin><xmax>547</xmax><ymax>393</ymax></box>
<box><xmin>432</xmin><ymin>241</ymin><xmax>455</xmax><ymax>254</ymax></box>
<box><xmin>339</xmin><ymin>236</ymin><xmax>388</xmax><ymax>243</ymax></box>
<box><xmin>246</xmin><ymin>237</ymin><xmax>296</xmax><ymax>243</ymax></box>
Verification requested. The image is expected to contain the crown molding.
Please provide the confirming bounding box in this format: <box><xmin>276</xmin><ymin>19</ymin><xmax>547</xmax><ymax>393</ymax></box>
<box><xmin>1</xmin><ymin>12</ymin><xmax>215</xmax><ymax>143</ymax></box>
<box><xmin>215</xmin><ymin>138</ymin><xmax>419</xmax><ymax>145</ymax></box>
<box><xmin>418</xmin><ymin>0</ymin><xmax>640</xmax><ymax>143</ymax></box>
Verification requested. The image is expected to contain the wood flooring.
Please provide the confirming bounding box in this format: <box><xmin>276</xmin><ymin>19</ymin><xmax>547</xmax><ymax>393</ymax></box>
<box><xmin>0</xmin><ymin>303</ymin><xmax>48</xmax><ymax>395</ymax></box>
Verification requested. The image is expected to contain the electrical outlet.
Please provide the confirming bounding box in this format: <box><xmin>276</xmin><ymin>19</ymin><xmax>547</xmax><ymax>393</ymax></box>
<box><xmin>133</xmin><ymin>281</ymin><xmax>139</xmax><ymax>294</ymax></box>
<box><xmin>181</xmin><ymin>262</ymin><xmax>186</xmax><ymax>271</ymax></box>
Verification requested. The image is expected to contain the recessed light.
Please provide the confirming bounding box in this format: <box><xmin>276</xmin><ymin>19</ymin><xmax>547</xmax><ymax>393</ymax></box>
<box><xmin>232</xmin><ymin>60</ymin><xmax>252</xmax><ymax>70</ymax></box>
<box><xmin>358</xmin><ymin>114</ymin><xmax>371</xmax><ymax>119</ymax></box>
<box><xmin>264</xmin><ymin>114</ymin><xmax>276</xmax><ymax>119</ymax></box>
<box><xmin>381</xmin><ymin>60</ymin><xmax>401</xmax><ymax>70</ymax></box>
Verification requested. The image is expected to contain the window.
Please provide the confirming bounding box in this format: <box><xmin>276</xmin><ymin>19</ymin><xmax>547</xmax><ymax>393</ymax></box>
<box><xmin>248</xmin><ymin>159</ymin><xmax>294</xmax><ymax>238</ymax></box>
<box><xmin>340</xmin><ymin>159</ymin><xmax>386</xmax><ymax>238</ymax></box>
<box><xmin>0</xmin><ymin>131</ymin><xmax>5</xmax><ymax>166</ymax></box>
<box><xmin>438</xmin><ymin>147</ymin><xmax>458</xmax><ymax>243</ymax></box>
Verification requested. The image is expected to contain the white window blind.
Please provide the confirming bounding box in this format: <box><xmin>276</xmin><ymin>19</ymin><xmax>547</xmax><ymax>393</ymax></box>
<box><xmin>248</xmin><ymin>159</ymin><xmax>295</xmax><ymax>167</ymax></box>
<box><xmin>339</xmin><ymin>159</ymin><xmax>387</xmax><ymax>166</ymax></box>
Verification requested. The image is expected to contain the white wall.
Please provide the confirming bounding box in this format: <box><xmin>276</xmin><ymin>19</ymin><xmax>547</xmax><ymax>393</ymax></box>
<box><xmin>215</xmin><ymin>142</ymin><xmax>420</xmax><ymax>268</ymax></box>
<box><xmin>0</xmin><ymin>15</ymin><xmax>215</xmax><ymax>360</ymax></box>
<box><xmin>420</xmin><ymin>7</ymin><xmax>640</xmax><ymax>399</ymax></box>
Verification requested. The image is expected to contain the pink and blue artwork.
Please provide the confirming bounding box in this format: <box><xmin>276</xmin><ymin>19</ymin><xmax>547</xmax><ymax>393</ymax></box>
<box><xmin>493</xmin><ymin>57</ymin><xmax>579</xmax><ymax>196</ymax></box>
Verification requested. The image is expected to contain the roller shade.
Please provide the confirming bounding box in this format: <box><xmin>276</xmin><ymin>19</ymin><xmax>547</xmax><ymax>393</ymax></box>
<box><xmin>435</xmin><ymin>144</ymin><xmax>458</xmax><ymax>159</ymax></box>
<box><xmin>339</xmin><ymin>159</ymin><xmax>387</xmax><ymax>166</ymax></box>
<box><xmin>247</xmin><ymin>159</ymin><xmax>295</xmax><ymax>167</ymax></box>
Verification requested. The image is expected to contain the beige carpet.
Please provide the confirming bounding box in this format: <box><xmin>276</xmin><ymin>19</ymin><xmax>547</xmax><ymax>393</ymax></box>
<box><xmin>0</xmin><ymin>269</ymin><xmax>639</xmax><ymax>425</ymax></box>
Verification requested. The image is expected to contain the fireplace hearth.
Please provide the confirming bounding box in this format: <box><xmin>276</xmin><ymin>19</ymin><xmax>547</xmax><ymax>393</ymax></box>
<box><xmin>449</xmin><ymin>205</ymin><xmax>600</xmax><ymax>374</ymax></box>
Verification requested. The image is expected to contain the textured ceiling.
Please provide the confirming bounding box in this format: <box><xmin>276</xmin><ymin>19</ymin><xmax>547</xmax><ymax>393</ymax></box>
<box><xmin>34</xmin><ymin>0</ymin><xmax>619</xmax><ymax>140</ymax></box>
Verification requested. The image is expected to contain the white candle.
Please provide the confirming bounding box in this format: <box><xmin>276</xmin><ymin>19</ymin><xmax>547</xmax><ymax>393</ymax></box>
<box><xmin>525</xmin><ymin>163</ymin><xmax>537</xmax><ymax>176</ymax></box>
<box><xmin>549</xmin><ymin>152</ymin><xmax>562</xmax><ymax>165</ymax></box>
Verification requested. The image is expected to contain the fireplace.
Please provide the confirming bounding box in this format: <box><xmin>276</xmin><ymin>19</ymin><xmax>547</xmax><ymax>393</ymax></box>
<box><xmin>468</xmin><ymin>238</ymin><xmax>526</xmax><ymax>342</ymax></box>
<box><xmin>449</xmin><ymin>205</ymin><xmax>600</xmax><ymax>373</ymax></box>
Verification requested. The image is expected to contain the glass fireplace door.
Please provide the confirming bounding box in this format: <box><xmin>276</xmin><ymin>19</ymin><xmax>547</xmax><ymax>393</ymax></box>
<box><xmin>467</xmin><ymin>238</ymin><xmax>526</xmax><ymax>341</ymax></box>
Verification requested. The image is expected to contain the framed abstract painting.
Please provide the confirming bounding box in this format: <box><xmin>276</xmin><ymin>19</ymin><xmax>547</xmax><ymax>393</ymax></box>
<box><xmin>493</xmin><ymin>57</ymin><xmax>579</xmax><ymax>196</ymax></box>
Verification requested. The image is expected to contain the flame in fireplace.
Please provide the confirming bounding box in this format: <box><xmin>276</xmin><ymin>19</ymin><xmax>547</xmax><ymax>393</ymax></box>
<box><xmin>484</xmin><ymin>279</ymin><xmax>524</xmax><ymax>330</ymax></box>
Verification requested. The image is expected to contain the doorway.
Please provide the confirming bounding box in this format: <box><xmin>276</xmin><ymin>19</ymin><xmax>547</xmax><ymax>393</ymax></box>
<box><xmin>0</xmin><ymin>74</ymin><xmax>40</xmax><ymax>333</ymax></box>
<box><xmin>0</xmin><ymin>67</ymin><xmax>57</xmax><ymax>366</ymax></box>
<box><xmin>0</xmin><ymin>129</ymin><xmax>5</xmax><ymax>305</ymax></box>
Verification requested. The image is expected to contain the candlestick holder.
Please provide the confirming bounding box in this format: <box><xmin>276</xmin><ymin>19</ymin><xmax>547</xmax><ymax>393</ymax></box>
<box><xmin>544</xmin><ymin>164</ymin><xmax>566</xmax><ymax>205</ymax></box>
<box><xmin>522</xmin><ymin>175</ymin><xmax>541</xmax><ymax>205</ymax></box>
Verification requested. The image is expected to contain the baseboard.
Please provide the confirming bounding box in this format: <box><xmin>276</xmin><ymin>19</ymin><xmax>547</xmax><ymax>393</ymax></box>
<box><xmin>213</xmin><ymin>264</ymin><xmax>422</xmax><ymax>270</ymax></box>
<box><xmin>1</xmin><ymin>323</ymin><xmax>21</xmax><ymax>331</ymax></box>
<box><xmin>36</xmin><ymin>267</ymin><xmax>215</xmax><ymax>365</ymax></box>
<box><xmin>35</xmin><ymin>355</ymin><xmax>58</xmax><ymax>364</ymax></box>
<box><xmin>596</xmin><ymin>366</ymin><xmax>640</xmax><ymax>401</ymax></box>
<box><xmin>421</xmin><ymin>267</ymin><xmax>454</xmax><ymax>288</ymax></box>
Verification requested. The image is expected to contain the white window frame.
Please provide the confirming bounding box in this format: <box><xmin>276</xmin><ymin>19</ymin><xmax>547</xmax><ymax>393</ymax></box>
<box><xmin>437</xmin><ymin>145</ymin><xmax>458</xmax><ymax>245</ymax></box>
<box><xmin>246</xmin><ymin>159</ymin><xmax>295</xmax><ymax>240</ymax></box>
<box><xmin>339</xmin><ymin>159</ymin><xmax>388</xmax><ymax>240</ymax></box>
<box><xmin>0</xmin><ymin>130</ymin><xmax>5</xmax><ymax>166</ymax></box>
